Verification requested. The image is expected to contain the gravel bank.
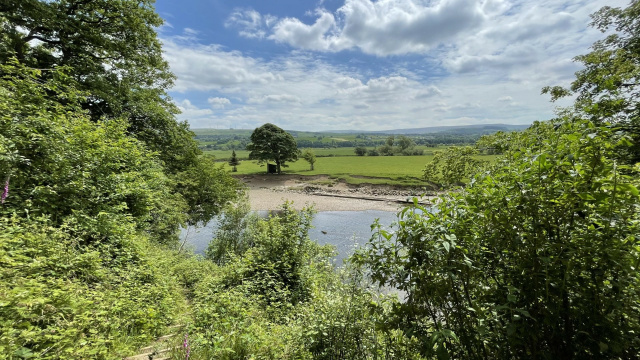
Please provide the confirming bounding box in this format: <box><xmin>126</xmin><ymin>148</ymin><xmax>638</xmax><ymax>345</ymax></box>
<box><xmin>241</xmin><ymin>174</ymin><xmax>434</xmax><ymax>211</ymax></box>
<box><xmin>248</xmin><ymin>188</ymin><xmax>403</xmax><ymax>211</ymax></box>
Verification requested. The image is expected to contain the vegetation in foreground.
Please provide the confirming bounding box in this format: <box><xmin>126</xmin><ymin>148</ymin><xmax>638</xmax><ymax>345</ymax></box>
<box><xmin>1</xmin><ymin>0</ymin><xmax>640</xmax><ymax>359</ymax></box>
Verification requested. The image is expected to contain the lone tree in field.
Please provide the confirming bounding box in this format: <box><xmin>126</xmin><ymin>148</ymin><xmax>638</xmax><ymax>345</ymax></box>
<box><xmin>301</xmin><ymin>149</ymin><xmax>316</xmax><ymax>170</ymax></box>
<box><xmin>246</xmin><ymin>123</ymin><xmax>300</xmax><ymax>174</ymax></box>
<box><xmin>228</xmin><ymin>150</ymin><xmax>240</xmax><ymax>172</ymax></box>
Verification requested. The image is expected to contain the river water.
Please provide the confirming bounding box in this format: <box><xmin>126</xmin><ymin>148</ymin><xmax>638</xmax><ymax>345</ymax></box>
<box><xmin>182</xmin><ymin>210</ymin><xmax>399</xmax><ymax>264</ymax></box>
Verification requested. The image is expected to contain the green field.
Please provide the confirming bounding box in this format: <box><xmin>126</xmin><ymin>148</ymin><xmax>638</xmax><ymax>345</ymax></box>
<box><xmin>224</xmin><ymin>154</ymin><xmax>497</xmax><ymax>186</ymax></box>
<box><xmin>205</xmin><ymin>146</ymin><xmax>445</xmax><ymax>161</ymax></box>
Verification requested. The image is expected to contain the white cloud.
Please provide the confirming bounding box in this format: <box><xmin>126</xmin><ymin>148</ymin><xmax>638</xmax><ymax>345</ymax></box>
<box><xmin>162</xmin><ymin>33</ymin><xmax>279</xmax><ymax>92</ymax></box>
<box><xmin>163</xmin><ymin>34</ymin><xmax>564</xmax><ymax>129</ymax></box>
<box><xmin>164</xmin><ymin>0</ymin><xmax>629</xmax><ymax>130</ymax></box>
<box><xmin>229</xmin><ymin>0</ymin><xmax>490</xmax><ymax>56</ymax></box>
<box><xmin>208</xmin><ymin>97</ymin><xmax>231</xmax><ymax>108</ymax></box>
<box><xmin>248</xmin><ymin>94</ymin><xmax>302</xmax><ymax>104</ymax></box>
<box><xmin>413</xmin><ymin>86</ymin><xmax>442</xmax><ymax>99</ymax></box>
<box><xmin>225</xmin><ymin>9</ymin><xmax>278</xmax><ymax>39</ymax></box>
<box><xmin>176</xmin><ymin>99</ymin><xmax>213</xmax><ymax>119</ymax></box>
<box><xmin>270</xmin><ymin>10</ymin><xmax>345</xmax><ymax>52</ymax></box>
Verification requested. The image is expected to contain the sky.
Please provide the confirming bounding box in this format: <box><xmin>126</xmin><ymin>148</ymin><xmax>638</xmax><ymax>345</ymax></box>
<box><xmin>155</xmin><ymin>0</ymin><xmax>629</xmax><ymax>131</ymax></box>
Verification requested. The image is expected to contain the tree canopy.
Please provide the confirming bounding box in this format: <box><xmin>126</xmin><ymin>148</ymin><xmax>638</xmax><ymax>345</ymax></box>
<box><xmin>246</xmin><ymin>123</ymin><xmax>300</xmax><ymax>174</ymax></box>
<box><xmin>0</xmin><ymin>0</ymin><xmax>199</xmax><ymax>173</ymax></box>
<box><xmin>542</xmin><ymin>1</ymin><xmax>640</xmax><ymax>164</ymax></box>
<box><xmin>0</xmin><ymin>0</ymin><xmax>240</xmax><ymax>226</ymax></box>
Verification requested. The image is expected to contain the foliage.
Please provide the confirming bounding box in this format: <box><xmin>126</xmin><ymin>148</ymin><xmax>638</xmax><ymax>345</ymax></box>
<box><xmin>355</xmin><ymin>120</ymin><xmax>640</xmax><ymax>359</ymax></box>
<box><xmin>0</xmin><ymin>62</ymin><xmax>186</xmax><ymax>241</ymax></box>
<box><xmin>174</xmin><ymin>155</ymin><xmax>242</xmax><ymax>227</ymax></box>
<box><xmin>542</xmin><ymin>1</ymin><xmax>640</xmax><ymax>164</ymax></box>
<box><xmin>184</xmin><ymin>202</ymin><xmax>426</xmax><ymax>359</ymax></box>
<box><xmin>222</xmin><ymin>203</ymin><xmax>332</xmax><ymax>306</ymax></box>
<box><xmin>228</xmin><ymin>150</ymin><xmax>240</xmax><ymax>172</ymax></box>
<box><xmin>0</xmin><ymin>0</ymin><xmax>196</xmax><ymax>170</ymax></box>
<box><xmin>355</xmin><ymin>146</ymin><xmax>367</xmax><ymax>156</ymax></box>
<box><xmin>302</xmin><ymin>148</ymin><xmax>317</xmax><ymax>170</ymax></box>
<box><xmin>0</xmin><ymin>217</ymin><xmax>191</xmax><ymax>359</ymax></box>
<box><xmin>205</xmin><ymin>196</ymin><xmax>258</xmax><ymax>265</ymax></box>
<box><xmin>379</xmin><ymin>144</ymin><xmax>395</xmax><ymax>156</ymax></box>
<box><xmin>371</xmin><ymin>136</ymin><xmax>423</xmax><ymax>156</ymax></box>
<box><xmin>0</xmin><ymin>2</ymin><xmax>238</xmax><ymax>227</ymax></box>
<box><xmin>298</xmin><ymin>265</ymin><xmax>426</xmax><ymax>360</ymax></box>
<box><xmin>422</xmin><ymin>146</ymin><xmax>488</xmax><ymax>188</ymax></box>
<box><xmin>246</xmin><ymin>123</ymin><xmax>301</xmax><ymax>174</ymax></box>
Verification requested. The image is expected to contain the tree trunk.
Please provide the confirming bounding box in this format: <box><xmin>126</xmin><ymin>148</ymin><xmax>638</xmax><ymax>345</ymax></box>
<box><xmin>276</xmin><ymin>160</ymin><xmax>281</xmax><ymax>174</ymax></box>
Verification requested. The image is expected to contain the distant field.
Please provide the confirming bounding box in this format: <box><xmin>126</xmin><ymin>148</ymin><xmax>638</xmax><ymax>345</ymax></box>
<box><xmin>223</xmin><ymin>154</ymin><xmax>497</xmax><ymax>187</ymax></box>
<box><xmin>205</xmin><ymin>146</ymin><xmax>447</xmax><ymax>160</ymax></box>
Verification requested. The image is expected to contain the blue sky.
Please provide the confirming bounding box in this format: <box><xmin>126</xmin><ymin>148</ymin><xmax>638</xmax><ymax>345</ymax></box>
<box><xmin>155</xmin><ymin>0</ymin><xmax>628</xmax><ymax>131</ymax></box>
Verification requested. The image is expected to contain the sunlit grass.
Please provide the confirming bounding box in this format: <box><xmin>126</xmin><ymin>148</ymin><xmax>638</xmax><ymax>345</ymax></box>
<box><xmin>225</xmin><ymin>154</ymin><xmax>497</xmax><ymax>187</ymax></box>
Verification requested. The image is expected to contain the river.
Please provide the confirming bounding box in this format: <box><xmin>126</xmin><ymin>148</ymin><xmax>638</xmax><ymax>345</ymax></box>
<box><xmin>181</xmin><ymin>210</ymin><xmax>399</xmax><ymax>264</ymax></box>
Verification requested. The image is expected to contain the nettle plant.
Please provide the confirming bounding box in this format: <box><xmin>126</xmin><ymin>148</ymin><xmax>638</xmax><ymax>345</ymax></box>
<box><xmin>355</xmin><ymin>119</ymin><xmax>640</xmax><ymax>359</ymax></box>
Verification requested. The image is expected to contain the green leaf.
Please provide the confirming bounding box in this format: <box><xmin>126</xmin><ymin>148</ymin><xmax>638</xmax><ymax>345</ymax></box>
<box><xmin>617</xmin><ymin>183</ymin><xmax>639</xmax><ymax>196</ymax></box>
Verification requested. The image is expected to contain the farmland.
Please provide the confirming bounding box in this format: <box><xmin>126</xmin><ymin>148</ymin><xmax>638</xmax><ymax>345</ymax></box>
<box><xmin>192</xmin><ymin>127</ymin><xmax>501</xmax><ymax>186</ymax></box>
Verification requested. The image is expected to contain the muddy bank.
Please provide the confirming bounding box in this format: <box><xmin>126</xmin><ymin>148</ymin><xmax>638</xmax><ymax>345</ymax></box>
<box><xmin>238</xmin><ymin>174</ymin><xmax>435</xmax><ymax>211</ymax></box>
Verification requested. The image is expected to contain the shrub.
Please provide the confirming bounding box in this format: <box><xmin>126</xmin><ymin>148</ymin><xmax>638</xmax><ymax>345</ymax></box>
<box><xmin>355</xmin><ymin>120</ymin><xmax>640</xmax><ymax>359</ymax></box>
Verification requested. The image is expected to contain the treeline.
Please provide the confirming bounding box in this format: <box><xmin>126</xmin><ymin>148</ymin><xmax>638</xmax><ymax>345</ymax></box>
<box><xmin>196</xmin><ymin>132</ymin><xmax>487</xmax><ymax>150</ymax></box>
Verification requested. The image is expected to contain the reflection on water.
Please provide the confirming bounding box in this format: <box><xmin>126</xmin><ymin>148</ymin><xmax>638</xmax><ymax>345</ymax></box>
<box><xmin>181</xmin><ymin>210</ymin><xmax>400</xmax><ymax>264</ymax></box>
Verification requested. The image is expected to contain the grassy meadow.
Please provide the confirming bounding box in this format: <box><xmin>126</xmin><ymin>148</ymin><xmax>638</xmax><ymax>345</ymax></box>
<box><xmin>205</xmin><ymin>146</ymin><xmax>445</xmax><ymax>160</ymax></box>
<box><xmin>196</xmin><ymin>129</ymin><xmax>495</xmax><ymax>186</ymax></box>
<box><xmin>223</xmin><ymin>153</ymin><xmax>497</xmax><ymax>186</ymax></box>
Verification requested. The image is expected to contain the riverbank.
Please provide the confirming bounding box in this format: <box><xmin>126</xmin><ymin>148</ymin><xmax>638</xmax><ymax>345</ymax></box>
<box><xmin>240</xmin><ymin>174</ymin><xmax>435</xmax><ymax>211</ymax></box>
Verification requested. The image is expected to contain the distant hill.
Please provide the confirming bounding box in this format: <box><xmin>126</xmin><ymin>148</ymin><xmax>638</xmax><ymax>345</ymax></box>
<box><xmin>191</xmin><ymin>124</ymin><xmax>530</xmax><ymax>138</ymax></box>
<box><xmin>324</xmin><ymin>124</ymin><xmax>530</xmax><ymax>135</ymax></box>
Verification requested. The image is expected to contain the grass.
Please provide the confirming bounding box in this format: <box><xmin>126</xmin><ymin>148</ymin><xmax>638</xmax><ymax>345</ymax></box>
<box><xmin>205</xmin><ymin>146</ymin><xmax>448</xmax><ymax>161</ymax></box>
<box><xmin>225</xmin><ymin>154</ymin><xmax>498</xmax><ymax>187</ymax></box>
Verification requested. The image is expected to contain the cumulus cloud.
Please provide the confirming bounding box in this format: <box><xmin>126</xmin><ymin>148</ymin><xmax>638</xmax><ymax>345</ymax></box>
<box><xmin>163</xmin><ymin>0</ymin><xmax>628</xmax><ymax>131</ymax></box>
<box><xmin>162</xmin><ymin>34</ymin><xmax>279</xmax><ymax>92</ymax></box>
<box><xmin>208</xmin><ymin>97</ymin><xmax>231</xmax><ymax>108</ymax></box>
<box><xmin>228</xmin><ymin>0</ymin><xmax>491</xmax><ymax>56</ymax></box>
<box><xmin>413</xmin><ymin>86</ymin><xmax>442</xmax><ymax>99</ymax></box>
<box><xmin>225</xmin><ymin>9</ymin><xmax>278</xmax><ymax>39</ymax></box>
<box><xmin>248</xmin><ymin>94</ymin><xmax>302</xmax><ymax>104</ymax></box>
<box><xmin>176</xmin><ymin>99</ymin><xmax>213</xmax><ymax>119</ymax></box>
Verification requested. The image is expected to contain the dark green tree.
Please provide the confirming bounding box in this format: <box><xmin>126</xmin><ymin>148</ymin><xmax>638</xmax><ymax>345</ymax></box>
<box><xmin>354</xmin><ymin>146</ymin><xmax>367</xmax><ymax>156</ymax></box>
<box><xmin>0</xmin><ymin>0</ymin><xmax>191</xmax><ymax>170</ymax></box>
<box><xmin>0</xmin><ymin>0</ymin><xmax>240</xmax><ymax>226</ymax></box>
<box><xmin>0</xmin><ymin>62</ymin><xmax>186</xmax><ymax>241</ymax></box>
<box><xmin>423</xmin><ymin>146</ymin><xmax>487</xmax><ymax>188</ymax></box>
<box><xmin>385</xmin><ymin>135</ymin><xmax>395</xmax><ymax>147</ymax></box>
<box><xmin>246</xmin><ymin>123</ymin><xmax>300</xmax><ymax>174</ymax></box>
<box><xmin>397</xmin><ymin>135</ymin><xmax>414</xmax><ymax>151</ymax></box>
<box><xmin>228</xmin><ymin>150</ymin><xmax>240</xmax><ymax>172</ymax></box>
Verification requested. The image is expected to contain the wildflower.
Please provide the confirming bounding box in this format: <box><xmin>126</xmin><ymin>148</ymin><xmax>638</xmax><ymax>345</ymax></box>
<box><xmin>1</xmin><ymin>176</ymin><xmax>8</xmax><ymax>204</ymax></box>
<box><xmin>183</xmin><ymin>332</ymin><xmax>190</xmax><ymax>360</ymax></box>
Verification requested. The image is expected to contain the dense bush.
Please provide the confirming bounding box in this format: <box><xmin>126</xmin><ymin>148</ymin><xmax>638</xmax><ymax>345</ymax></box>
<box><xmin>355</xmin><ymin>120</ymin><xmax>640</xmax><ymax>359</ymax></box>
<box><xmin>0</xmin><ymin>216</ymin><xmax>191</xmax><ymax>359</ymax></box>
<box><xmin>422</xmin><ymin>146</ymin><xmax>487</xmax><ymax>188</ymax></box>
<box><xmin>188</xmin><ymin>202</ymin><xmax>425</xmax><ymax>359</ymax></box>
